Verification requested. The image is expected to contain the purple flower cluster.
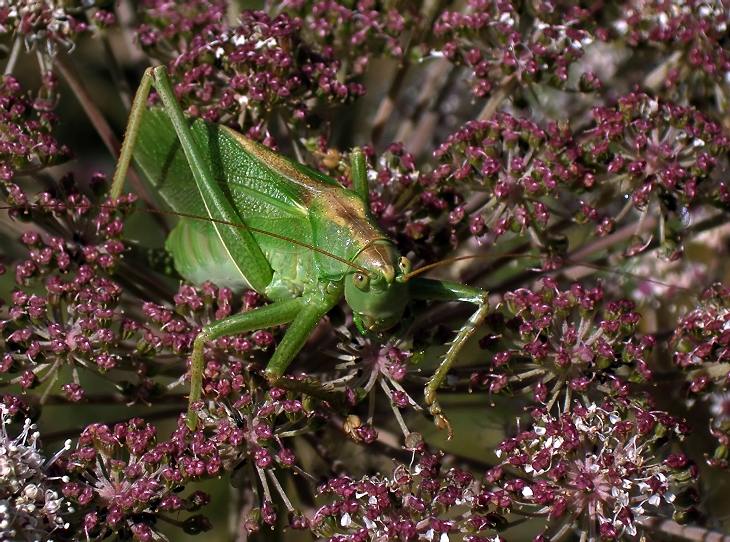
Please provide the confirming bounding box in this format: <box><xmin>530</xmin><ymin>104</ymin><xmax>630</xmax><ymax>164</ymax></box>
<box><xmin>673</xmin><ymin>283</ymin><xmax>730</xmax><ymax>392</ymax></box>
<box><xmin>0</xmin><ymin>0</ymin><xmax>114</xmax><ymax>56</ymax></box>
<box><xmin>62</xmin><ymin>418</ymin><xmax>212</xmax><ymax>541</ymax></box>
<box><xmin>0</xmin><ymin>74</ymin><xmax>68</xmax><ymax>188</ymax></box>
<box><xmin>193</xmin><ymin>380</ymin><xmax>315</xmax><ymax>535</ymax></box>
<box><xmin>580</xmin><ymin>91</ymin><xmax>729</xmax><ymax>255</ymax></box>
<box><xmin>137</xmin><ymin>3</ymin><xmax>366</xmax><ymax>141</ymax></box>
<box><xmin>367</xmin><ymin>143</ymin><xmax>430</xmax><ymax>238</ymax></box>
<box><xmin>472</xmin><ymin>278</ymin><xmax>653</xmax><ymax>408</ymax></box>
<box><xmin>429</xmin><ymin>92</ymin><xmax>728</xmax><ymax>261</ymax></box>
<box><xmin>615</xmin><ymin>0</ymin><xmax>730</xmax><ymax>92</ymax></box>
<box><xmin>434</xmin><ymin>1</ymin><xmax>603</xmax><ymax>97</ymax></box>
<box><xmin>1</xmin><ymin>184</ymin><xmax>136</xmax><ymax>399</ymax></box>
<box><xmin>313</xmin><ymin>448</ymin><xmax>507</xmax><ymax>542</ymax></box>
<box><xmin>434</xmin><ymin>113</ymin><xmax>580</xmax><ymax>245</ymax></box>
<box><xmin>496</xmin><ymin>401</ymin><xmax>697</xmax><ymax>540</ymax></box>
<box><xmin>326</xmin><ymin>327</ymin><xmax>420</xmax><ymax>441</ymax></box>
<box><xmin>672</xmin><ymin>283</ymin><xmax>730</xmax><ymax>467</ymax></box>
<box><xmin>282</xmin><ymin>0</ymin><xmax>417</xmax><ymax>71</ymax></box>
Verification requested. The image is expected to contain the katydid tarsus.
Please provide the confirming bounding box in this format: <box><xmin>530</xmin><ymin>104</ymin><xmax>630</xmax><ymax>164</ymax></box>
<box><xmin>110</xmin><ymin>66</ymin><xmax>489</xmax><ymax>436</ymax></box>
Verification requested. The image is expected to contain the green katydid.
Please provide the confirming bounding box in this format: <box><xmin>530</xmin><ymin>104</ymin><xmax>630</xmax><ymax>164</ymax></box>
<box><xmin>110</xmin><ymin>66</ymin><xmax>489</xmax><ymax>435</ymax></box>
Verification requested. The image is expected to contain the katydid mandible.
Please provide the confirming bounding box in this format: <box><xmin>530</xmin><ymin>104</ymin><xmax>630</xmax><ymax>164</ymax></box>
<box><xmin>110</xmin><ymin>66</ymin><xmax>489</xmax><ymax>436</ymax></box>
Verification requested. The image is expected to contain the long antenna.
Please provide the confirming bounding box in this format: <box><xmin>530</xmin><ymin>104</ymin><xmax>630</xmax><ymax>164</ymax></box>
<box><xmin>402</xmin><ymin>255</ymin><xmax>489</xmax><ymax>280</ymax></box>
<box><xmin>2</xmin><ymin>203</ymin><xmax>697</xmax><ymax>293</ymax></box>
<box><xmin>0</xmin><ymin>203</ymin><xmax>370</xmax><ymax>275</ymax></box>
<box><xmin>402</xmin><ymin>251</ymin><xmax>695</xmax><ymax>293</ymax></box>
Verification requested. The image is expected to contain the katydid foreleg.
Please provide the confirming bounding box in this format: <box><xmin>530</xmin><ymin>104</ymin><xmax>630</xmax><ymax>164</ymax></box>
<box><xmin>410</xmin><ymin>278</ymin><xmax>489</xmax><ymax>438</ymax></box>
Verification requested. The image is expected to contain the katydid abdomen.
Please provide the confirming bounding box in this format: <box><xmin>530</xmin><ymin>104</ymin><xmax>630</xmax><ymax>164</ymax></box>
<box><xmin>165</xmin><ymin>218</ymin><xmax>316</xmax><ymax>300</ymax></box>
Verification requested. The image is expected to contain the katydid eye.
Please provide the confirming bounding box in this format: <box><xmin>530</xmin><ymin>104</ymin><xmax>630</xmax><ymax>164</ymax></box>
<box><xmin>353</xmin><ymin>273</ymin><xmax>370</xmax><ymax>290</ymax></box>
<box><xmin>398</xmin><ymin>256</ymin><xmax>411</xmax><ymax>274</ymax></box>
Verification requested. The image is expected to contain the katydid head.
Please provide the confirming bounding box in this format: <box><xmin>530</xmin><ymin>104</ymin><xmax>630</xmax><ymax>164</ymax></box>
<box><xmin>345</xmin><ymin>242</ymin><xmax>411</xmax><ymax>334</ymax></box>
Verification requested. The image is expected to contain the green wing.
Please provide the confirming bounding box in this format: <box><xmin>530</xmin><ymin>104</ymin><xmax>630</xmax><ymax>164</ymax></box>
<box><xmin>133</xmin><ymin>108</ymin><xmax>384</xmax><ymax>288</ymax></box>
<box><xmin>134</xmin><ymin>108</ymin><xmax>317</xmax><ymax>290</ymax></box>
<box><xmin>133</xmin><ymin>108</ymin><xmax>317</xmax><ymax>228</ymax></box>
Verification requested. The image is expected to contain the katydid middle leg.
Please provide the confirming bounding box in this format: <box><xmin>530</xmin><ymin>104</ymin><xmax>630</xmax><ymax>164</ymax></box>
<box><xmin>189</xmin><ymin>298</ymin><xmax>301</xmax><ymax>428</ymax></box>
<box><xmin>409</xmin><ymin>278</ymin><xmax>489</xmax><ymax>438</ymax></box>
<box><xmin>188</xmin><ymin>287</ymin><xmax>340</xmax><ymax>429</ymax></box>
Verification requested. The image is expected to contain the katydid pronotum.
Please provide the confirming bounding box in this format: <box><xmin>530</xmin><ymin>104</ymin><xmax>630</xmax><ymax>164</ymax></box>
<box><xmin>110</xmin><ymin>66</ymin><xmax>489</xmax><ymax>435</ymax></box>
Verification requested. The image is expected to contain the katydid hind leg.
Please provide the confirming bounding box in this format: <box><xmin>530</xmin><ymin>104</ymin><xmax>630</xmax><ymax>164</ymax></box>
<box><xmin>149</xmin><ymin>66</ymin><xmax>274</xmax><ymax>293</ymax></box>
<box><xmin>350</xmin><ymin>147</ymin><xmax>369</xmax><ymax>207</ymax></box>
<box><xmin>110</xmin><ymin>67</ymin><xmax>154</xmax><ymax>199</ymax></box>
<box><xmin>188</xmin><ymin>298</ymin><xmax>303</xmax><ymax>429</ymax></box>
<box><xmin>409</xmin><ymin>277</ymin><xmax>490</xmax><ymax>438</ymax></box>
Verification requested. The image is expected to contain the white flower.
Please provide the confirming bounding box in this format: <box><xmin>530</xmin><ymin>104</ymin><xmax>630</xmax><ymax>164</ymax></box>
<box><xmin>0</xmin><ymin>407</ymin><xmax>71</xmax><ymax>539</ymax></box>
<box><xmin>710</xmin><ymin>391</ymin><xmax>730</xmax><ymax>420</ymax></box>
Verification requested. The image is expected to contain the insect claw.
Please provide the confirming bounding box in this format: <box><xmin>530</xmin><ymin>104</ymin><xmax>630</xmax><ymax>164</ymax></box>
<box><xmin>425</xmin><ymin>378</ymin><xmax>454</xmax><ymax>439</ymax></box>
<box><xmin>428</xmin><ymin>400</ymin><xmax>454</xmax><ymax>440</ymax></box>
